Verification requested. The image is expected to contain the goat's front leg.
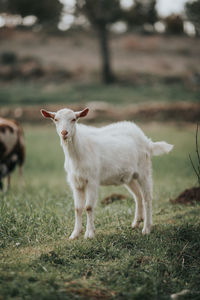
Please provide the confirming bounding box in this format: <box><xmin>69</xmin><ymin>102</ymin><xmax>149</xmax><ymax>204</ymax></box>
<box><xmin>84</xmin><ymin>183</ymin><xmax>98</xmax><ymax>239</ymax></box>
<box><xmin>69</xmin><ymin>187</ymin><xmax>85</xmax><ymax>240</ymax></box>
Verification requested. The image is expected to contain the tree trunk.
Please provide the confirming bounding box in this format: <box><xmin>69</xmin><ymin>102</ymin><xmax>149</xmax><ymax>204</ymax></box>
<box><xmin>98</xmin><ymin>26</ymin><xmax>115</xmax><ymax>84</ymax></box>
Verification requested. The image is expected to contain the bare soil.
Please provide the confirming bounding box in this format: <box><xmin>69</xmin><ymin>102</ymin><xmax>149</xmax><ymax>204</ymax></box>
<box><xmin>0</xmin><ymin>102</ymin><xmax>199</xmax><ymax>123</ymax></box>
<box><xmin>101</xmin><ymin>193</ymin><xmax>127</xmax><ymax>205</ymax></box>
<box><xmin>171</xmin><ymin>187</ymin><xmax>200</xmax><ymax>205</ymax></box>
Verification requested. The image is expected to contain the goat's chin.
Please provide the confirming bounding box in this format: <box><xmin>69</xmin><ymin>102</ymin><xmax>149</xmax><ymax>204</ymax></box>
<box><xmin>61</xmin><ymin>136</ymin><xmax>72</xmax><ymax>143</ymax></box>
<box><xmin>60</xmin><ymin>136</ymin><xmax>67</xmax><ymax>142</ymax></box>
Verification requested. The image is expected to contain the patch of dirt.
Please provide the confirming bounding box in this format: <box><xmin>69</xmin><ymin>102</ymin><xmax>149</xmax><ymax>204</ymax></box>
<box><xmin>171</xmin><ymin>187</ymin><xmax>200</xmax><ymax>205</ymax></box>
<box><xmin>135</xmin><ymin>256</ymin><xmax>151</xmax><ymax>266</ymax></box>
<box><xmin>67</xmin><ymin>287</ymin><xmax>114</xmax><ymax>299</ymax></box>
<box><xmin>0</xmin><ymin>102</ymin><xmax>200</xmax><ymax>123</ymax></box>
<box><xmin>101</xmin><ymin>193</ymin><xmax>126</xmax><ymax>205</ymax></box>
<box><xmin>63</xmin><ymin>281</ymin><xmax>115</xmax><ymax>299</ymax></box>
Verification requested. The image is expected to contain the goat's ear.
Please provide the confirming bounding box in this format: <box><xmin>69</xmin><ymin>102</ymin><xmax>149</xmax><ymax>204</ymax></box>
<box><xmin>40</xmin><ymin>109</ymin><xmax>55</xmax><ymax>119</ymax></box>
<box><xmin>75</xmin><ymin>108</ymin><xmax>89</xmax><ymax>119</ymax></box>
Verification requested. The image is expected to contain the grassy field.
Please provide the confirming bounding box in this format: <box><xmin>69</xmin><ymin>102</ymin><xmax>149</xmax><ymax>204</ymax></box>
<box><xmin>0</xmin><ymin>123</ymin><xmax>200</xmax><ymax>300</ymax></box>
<box><xmin>0</xmin><ymin>81</ymin><xmax>200</xmax><ymax>106</ymax></box>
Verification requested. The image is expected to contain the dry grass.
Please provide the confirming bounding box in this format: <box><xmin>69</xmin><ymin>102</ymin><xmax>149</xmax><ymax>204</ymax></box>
<box><xmin>0</xmin><ymin>30</ymin><xmax>200</xmax><ymax>80</ymax></box>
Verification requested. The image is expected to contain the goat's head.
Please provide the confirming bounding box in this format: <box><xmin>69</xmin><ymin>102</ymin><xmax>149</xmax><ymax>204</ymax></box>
<box><xmin>40</xmin><ymin>108</ymin><xmax>89</xmax><ymax>141</ymax></box>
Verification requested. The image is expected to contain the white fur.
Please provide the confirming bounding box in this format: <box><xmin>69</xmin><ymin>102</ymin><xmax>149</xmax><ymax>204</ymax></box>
<box><xmin>41</xmin><ymin>108</ymin><xmax>173</xmax><ymax>239</ymax></box>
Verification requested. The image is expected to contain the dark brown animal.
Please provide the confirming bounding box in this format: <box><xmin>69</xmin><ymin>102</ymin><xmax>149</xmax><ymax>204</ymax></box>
<box><xmin>0</xmin><ymin>117</ymin><xmax>25</xmax><ymax>189</ymax></box>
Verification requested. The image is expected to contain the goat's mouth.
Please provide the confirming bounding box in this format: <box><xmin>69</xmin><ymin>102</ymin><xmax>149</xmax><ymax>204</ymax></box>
<box><xmin>62</xmin><ymin>136</ymin><xmax>68</xmax><ymax>140</ymax></box>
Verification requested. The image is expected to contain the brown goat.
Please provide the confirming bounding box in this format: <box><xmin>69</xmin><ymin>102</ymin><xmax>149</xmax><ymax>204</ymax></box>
<box><xmin>0</xmin><ymin>117</ymin><xmax>25</xmax><ymax>190</ymax></box>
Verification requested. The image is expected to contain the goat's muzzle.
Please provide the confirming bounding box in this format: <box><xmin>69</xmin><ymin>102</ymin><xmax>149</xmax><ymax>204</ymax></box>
<box><xmin>61</xmin><ymin>130</ymin><xmax>68</xmax><ymax>140</ymax></box>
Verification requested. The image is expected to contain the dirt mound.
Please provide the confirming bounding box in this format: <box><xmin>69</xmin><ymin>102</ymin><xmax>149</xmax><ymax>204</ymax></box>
<box><xmin>171</xmin><ymin>187</ymin><xmax>200</xmax><ymax>205</ymax></box>
<box><xmin>101</xmin><ymin>194</ymin><xmax>126</xmax><ymax>205</ymax></box>
<box><xmin>0</xmin><ymin>102</ymin><xmax>199</xmax><ymax>124</ymax></box>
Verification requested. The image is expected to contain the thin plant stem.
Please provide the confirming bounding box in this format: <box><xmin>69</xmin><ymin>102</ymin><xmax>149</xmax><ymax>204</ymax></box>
<box><xmin>189</xmin><ymin>124</ymin><xmax>200</xmax><ymax>186</ymax></box>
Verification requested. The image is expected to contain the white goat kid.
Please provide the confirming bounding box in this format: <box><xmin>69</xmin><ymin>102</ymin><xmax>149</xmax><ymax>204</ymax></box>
<box><xmin>41</xmin><ymin>108</ymin><xmax>173</xmax><ymax>239</ymax></box>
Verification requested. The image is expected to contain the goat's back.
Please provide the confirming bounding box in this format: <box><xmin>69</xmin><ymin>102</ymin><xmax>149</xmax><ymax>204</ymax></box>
<box><xmin>79</xmin><ymin>121</ymin><xmax>147</xmax><ymax>141</ymax></box>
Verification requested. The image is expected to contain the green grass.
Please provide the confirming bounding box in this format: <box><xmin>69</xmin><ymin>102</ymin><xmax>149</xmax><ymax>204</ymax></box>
<box><xmin>0</xmin><ymin>81</ymin><xmax>199</xmax><ymax>106</ymax></box>
<box><xmin>0</xmin><ymin>123</ymin><xmax>200</xmax><ymax>299</ymax></box>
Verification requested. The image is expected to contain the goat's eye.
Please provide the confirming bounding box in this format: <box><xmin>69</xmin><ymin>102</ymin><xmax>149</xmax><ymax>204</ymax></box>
<box><xmin>71</xmin><ymin>118</ymin><xmax>76</xmax><ymax>122</ymax></box>
<box><xmin>54</xmin><ymin>118</ymin><xmax>58</xmax><ymax>122</ymax></box>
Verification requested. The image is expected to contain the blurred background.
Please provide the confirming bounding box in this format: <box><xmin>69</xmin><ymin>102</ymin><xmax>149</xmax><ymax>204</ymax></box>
<box><xmin>1</xmin><ymin>3</ymin><xmax>200</xmax><ymax>298</ymax></box>
<box><xmin>0</xmin><ymin>0</ymin><xmax>199</xmax><ymax>122</ymax></box>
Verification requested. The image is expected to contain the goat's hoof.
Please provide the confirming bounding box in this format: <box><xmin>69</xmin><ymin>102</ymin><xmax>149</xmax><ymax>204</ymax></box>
<box><xmin>142</xmin><ymin>227</ymin><xmax>151</xmax><ymax>235</ymax></box>
<box><xmin>131</xmin><ymin>222</ymin><xmax>139</xmax><ymax>229</ymax></box>
<box><xmin>131</xmin><ymin>220</ymin><xmax>141</xmax><ymax>229</ymax></box>
<box><xmin>132</xmin><ymin>218</ymin><xmax>143</xmax><ymax>229</ymax></box>
<box><xmin>84</xmin><ymin>230</ymin><xmax>95</xmax><ymax>239</ymax></box>
<box><xmin>69</xmin><ymin>231</ymin><xmax>81</xmax><ymax>240</ymax></box>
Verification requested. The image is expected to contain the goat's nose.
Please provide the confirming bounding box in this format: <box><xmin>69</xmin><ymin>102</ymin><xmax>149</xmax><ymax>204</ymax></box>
<box><xmin>61</xmin><ymin>130</ymin><xmax>68</xmax><ymax>137</ymax></box>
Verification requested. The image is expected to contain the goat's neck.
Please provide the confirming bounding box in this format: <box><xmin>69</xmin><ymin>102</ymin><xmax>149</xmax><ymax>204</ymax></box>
<box><xmin>62</xmin><ymin>127</ymin><xmax>81</xmax><ymax>162</ymax></box>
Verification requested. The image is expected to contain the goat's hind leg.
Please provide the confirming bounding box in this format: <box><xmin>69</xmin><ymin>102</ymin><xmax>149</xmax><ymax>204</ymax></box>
<box><xmin>139</xmin><ymin>176</ymin><xmax>152</xmax><ymax>235</ymax></box>
<box><xmin>125</xmin><ymin>179</ymin><xmax>144</xmax><ymax>229</ymax></box>
<box><xmin>84</xmin><ymin>183</ymin><xmax>98</xmax><ymax>239</ymax></box>
<box><xmin>139</xmin><ymin>156</ymin><xmax>153</xmax><ymax>235</ymax></box>
<box><xmin>69</xmin><ymin>187</ymin><xmax>86</xmax><ymax>240</ymax></box>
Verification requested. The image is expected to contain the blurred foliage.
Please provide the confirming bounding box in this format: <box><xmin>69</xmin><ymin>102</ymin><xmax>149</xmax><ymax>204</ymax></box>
<box><xmin>0</xmin><ymin>0</ymin><xmax>199</xmax><ymax>37</ymax></box>
<box><xmin>0</xmin><ymin>0</ymin><xmax>63</xmax><ymax>28</ymax></box>
<box><xmin>76</xmin><ymin>0</ymin><xmax>123</xmax><ymax>84</ymax></box>
<box><xmin>76</xmin><ymin>0</ymin><xmax>122</xmax><ymax>27</ymax></box>
<box><xmin>0</xmin><ymin>51</ymin><xmax>17</xmax><ymax>65</ymax></box>
<box><xmin>75</xmin><ymin>0</ymin><xmax>158</xmax><ymax>83</ymax></box>
<box><xmin>164</xmin><ymin>14</ymin><xmax>184</xmax><ymax>35</ymax></box>
<box><xmin>123</xmin><ymin>0</ymin><xmax>158</xmax><ymax>31</ymax></box>
<box><xmin>0</xmin><ymin>0</ymin><xmax>199</xmax><ymax>84</ymax></box>
<box><xmin>185</xmin><ymin>0</ymin><xmax>200</xmax><ymax>37</ymax></box>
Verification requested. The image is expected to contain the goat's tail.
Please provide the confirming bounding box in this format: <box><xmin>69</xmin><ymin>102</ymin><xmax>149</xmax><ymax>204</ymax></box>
<box><xmin>149</xmin><ymin>140</ymin><xmax>173</xmax><ymax>156</ymax></box>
